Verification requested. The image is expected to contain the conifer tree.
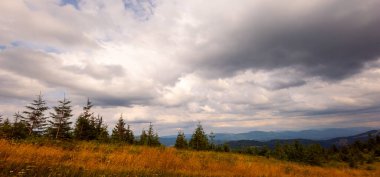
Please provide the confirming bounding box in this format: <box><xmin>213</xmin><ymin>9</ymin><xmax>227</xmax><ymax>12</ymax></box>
<box><xmin>175</xmin><ymin>130</ymin><xmax>188</xmax><ymax>149</ymax></box>
<box><xmin>95</xmin><ymin>115</ymin><xmax>109</xmax><ymax>141</ymax></box>
<box><xmin>74</xmin><ymin>99</ymin><xmax>109</xmax><ymax>141</ymax></box>
<box><xmin>112</xmin><ymin>114</ymin><xmax>127</xmax><ymax>142</ymax></box>
<box><xmin>0</xmin><ymin>118</ymin><xmax>12</xmax><ymax>138</ymax></box>
<box><xmin>153</xmin><ymin>132</ymin><xmax>160</xmax><ymax>146</ymax></box>
<box><xmin>89</xmin><ymin>115</ymin><xmax>97</xmax><ymax>139</ymax></box>
<box><xmin>147</xmin><ymin>122</ymin><xmax>160</xmax><ymax>146</ymax></box>
<box><xmin>23</xmin><ymin>93</ymin><xmax>49</xmax><ymax>136</ymax></box>
<box><xmin>209</xmin><ymin>131</ymin><xmax>216</xmax><ymax>150</ymax></box>
<box><xmin>48</xmin><ymin>95</ymin><xmax>73</xmax><ymax>139</ymax></box>
<box><xmin>147</xmin><ymin>122</ymin><xmax>154</xmax><ymax>145</ymax></box>
<box><xmin>74</xmin><ymin>98</ymin><xmax>95</xmax><ymax>140</ymax></box>
<box><xmin>12</xmin><ymin>112</ymin><xmax>28</xmax><ymax>139</ymax></box>
<box><xmin>74</xmin><ymin>116</ymin><xmax>91</xmax><ymax>140</ymax></box>
<box><xmin>189</xmin><ymin>122</ymin><xmax>209</xmax><ymax>150</ymax></box>
<box><xmin>139</xmin><ymin>129</ymin><xmax>148</xmax><ymax>145</ymax></box>
<box><xmin>125</xmin><ymin>124</ymin><xmax>134</xmax><ymax>144</ymax></box>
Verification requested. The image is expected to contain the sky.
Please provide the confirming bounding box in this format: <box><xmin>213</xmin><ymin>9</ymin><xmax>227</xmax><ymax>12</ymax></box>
<box><xmin>0</xmin><ymin>0</ymin><xmax>380</xmax><ymax>135</ymax></box>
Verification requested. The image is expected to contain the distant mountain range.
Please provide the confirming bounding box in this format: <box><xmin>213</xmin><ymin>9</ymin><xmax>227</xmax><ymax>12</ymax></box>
<box><xmin>227</xmin><ymin>129</ymin><xmax>380</xmax><ymax>149</ymax></box>
<box><xmin>159</xmin><ymin>127</ymin><xmax>375</xmax><ymax>146</ymax></box>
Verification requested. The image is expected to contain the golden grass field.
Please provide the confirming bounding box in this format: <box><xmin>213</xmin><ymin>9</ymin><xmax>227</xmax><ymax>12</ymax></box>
<box><xmin>0</xmin><ymin>139</ymin><xmax>378</xmax><ymax>177</ymax></box>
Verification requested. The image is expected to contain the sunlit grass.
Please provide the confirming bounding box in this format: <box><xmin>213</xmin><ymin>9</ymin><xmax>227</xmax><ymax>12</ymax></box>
<box><xmin>0</xmin><ymin>139</ymin><xmax>378</xmax><ymax>176</ymax></box>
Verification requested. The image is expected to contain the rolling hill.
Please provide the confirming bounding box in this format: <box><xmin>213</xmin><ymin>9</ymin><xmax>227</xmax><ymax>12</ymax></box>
<box><xmin>160</xmin><ymin>127</ymin><xmax>374</xmax><ymax>146</ymax></box>
<box><xmin>226</xmin><ymin>129</ymin><xmax>380</xmax><ymax>149</ymax></box>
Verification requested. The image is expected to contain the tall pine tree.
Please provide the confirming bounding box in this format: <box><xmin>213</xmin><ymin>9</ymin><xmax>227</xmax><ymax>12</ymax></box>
<box><xmin>74</xmin><ymin>98</ymin><xmax>95</xmax><ymax>140</ymax></box>
<box><xmin>95</xmin><ymin>115</ymin><xmax>109</xmax><ymax>141</ymax></box>
<box><xmin>112</xmin><ymin>114</ymin><xmax>134</xmax><ymax>144</ymax></box>
<box><xmin>125</xmin><ymin>124</ymin><xmax>134</xmax><ymax>144</ymax></box>
<box><xmin>147</xmin><ymin>122</ymin><xmax>160</xmax><ymax>146</ymax></box>
<box><xmin>23</xmin><ymin>93</ymin><xmax>49</xmax><ymax>136</ymax></box>
<box><xmin>0</xmin><ymin>118</ymin><xmax>12</xmax><ymax>139</ymax></box>
<box><xmin>12</xmin><ymin>112</ymin><xmax>28</xmax><ymax>139</ymax></box>
<box><xmin>48</xmin><ymin>95</ymin><xmax>73</xmax><ymax>139</ymax></box>
<box><xmin>112</xmin><ymin>114</ymin><xmax>127</xmax><ymax>142</ymax></box>
<box><xmin>189</xmin><ymin>122</ymin><xmax>209</xmax><ymax>150</ymax></box>
<box><xmin>175</xmin><ymin>130</ymin><xmax>188</xmax><ymax>149</ymax></box>
<box><xmin>74</xmin><ymin>99</ymin><xmax>108</xmax><ymax>141</ymax></box>
<box><xmin>209</xmin><ymin>131</ymin><xmax>216</xmax><ymax>150</ymax></box>
<box><xmin>139</xmin><ymin>129</ymin><xmax>148</xmax><ymax>145</ymax></box>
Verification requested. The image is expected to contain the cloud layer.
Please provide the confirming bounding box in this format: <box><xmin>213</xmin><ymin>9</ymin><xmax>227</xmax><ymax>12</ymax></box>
<box><xmin>0</xmin><ymin>0</ymin><xmax>379</xmax><ymax>135</ymax></box>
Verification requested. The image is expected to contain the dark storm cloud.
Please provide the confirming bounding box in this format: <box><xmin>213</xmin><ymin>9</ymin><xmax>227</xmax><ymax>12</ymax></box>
<box><xmin>195</xmin><ymin>0</ymin><xmax>380</xmax><ymax>81</ymax></box>
<box><xmin>265</xmin><ymin>79</ymin><xmax>306</xmax><ymax>90</ymax></box>
<box><xmin>94</xmin><ymin>94</ymin><xmax>155</xmax><ymax>107</ymax></box>
<box><xmin>302</xmin><ymin>106</ymin><xmax>380</xmax><ymax>118</ymax></box>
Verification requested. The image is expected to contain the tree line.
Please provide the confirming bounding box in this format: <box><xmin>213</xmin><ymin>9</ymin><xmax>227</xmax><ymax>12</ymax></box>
<box><xmin>0</xmin><ymin>93</ymin><xmax>160</xmax><ymax>146</ymax></box>
<box><xmin>0</xmin><ymin>93</ymin><xmax>222</xmax><ymax>150</ymax></box>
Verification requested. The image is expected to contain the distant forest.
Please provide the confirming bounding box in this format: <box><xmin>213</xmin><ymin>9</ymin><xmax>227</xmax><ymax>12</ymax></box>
<box><xmin>0</xmin><ymin>93</ymin><xmax>379</xmax><ymax>168</ymax></box>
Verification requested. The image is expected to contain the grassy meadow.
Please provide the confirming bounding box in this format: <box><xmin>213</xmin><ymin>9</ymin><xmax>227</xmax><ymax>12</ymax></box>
<box><xmin>0</xmin><ymin>139</ymin><xmax>379</xmax><ymax>177</ymax></box>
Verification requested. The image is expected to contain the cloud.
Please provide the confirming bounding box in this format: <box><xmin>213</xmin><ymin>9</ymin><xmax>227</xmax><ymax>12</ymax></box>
<box><xmin>63</xmin><ymin>63</ymin><xmax>125</xmax><ymax>80</ymax></box>
<box><xmin>0</xmin><ymin>0</ymin><xmax>98</xmax><ymax>50</ymax></box>
<box><xmin>0</xmin><ymin>47</ymin><xmax>157</xmax><ymax>107</ymax></box>
<box><xmin>187</xmin><ymin>0</ymin><xmax>380</xmax><ymax>80</ymax></box>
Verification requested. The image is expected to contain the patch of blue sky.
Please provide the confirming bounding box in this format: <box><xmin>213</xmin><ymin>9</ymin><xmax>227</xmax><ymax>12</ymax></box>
<box><xmin>60</xmin><ymin>0</ymin><xmax>79</xmax><ymax>10</ymax></box>
<box><xmin>122</xmin><ymin>0</ymin><xmax>156</xmax><ymax>21</ymax></box>
<box><xmin>0</xmin><ymin>44</ymin><xmax>6</xmax><ymax>51</ymax></box>
<box><xmin>10</xmin><ymin>40</ymin><xmax>62</xmax><ymax>54</ymax></box>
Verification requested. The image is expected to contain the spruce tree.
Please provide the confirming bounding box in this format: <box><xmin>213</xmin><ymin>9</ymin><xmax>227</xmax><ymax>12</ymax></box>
<box><xmin>125</xmin><ymin>124</ymin><xmax>134</xmax><ymax>144</ymax></box>
<box><xmin>12</xmin><ymin>112</ymin><xmax>28</xmax><ymax>139</ymax></box>
<box><xmin>139</xmin><ymin>129</ymin><xmax>148</xmax><ymax>145</ymax></box>
<box><xmin>209</xmin><ymin>131</ymin><xmax>216</xmax><ymax>150</ymax></box>
<box><xmin>74</xmin><ymin>99</ymin><xmax>109</xmax><ymax>141</ymax></box>
<box><xmin>23</xmin><ymin>93</ymin><xmax>49</xmax><ymax>136</ymax></box>
<box><xmin>48</xmin><ymin>96</ymin><xmax>73</xmax><ymax>139</ymax></box>
<box><xmin>189</xmin><ymin>122</ymin><xmax>209</xmax><ymax>150</ymax></box>
<box><xmin>147</xmin><ymin>122</ymin><xmax>160</xmax><ymax>146</ymax></box>
<box><xmin>95</xmin><ymin>115</ymin><xmax>109</xmax><ymax>141</ymax></box>
<box><xmin>112</xmin><ymin>114</ymin><xmax>127</xmax><ymax>142</ymax></box>
<box><xmin>0</xmin><ymin>118</ymin><xmax>12</xmax><ymax>139</ymax></box>
<box><xmin>175</xmin><ymin>130</ymin><xmax>188</xmax><ymax>149</ymax></box>
<box><xmin>147</xmin><ymin>122</ymin><xmax>154</xmax><ymax>145</ymax></box>
<box><xmin>74</xmin><ymin>98</ymin><xmax>95</xmax><ymax>140</ymax></box>
<box><xmin>153</xmin><ymin>132</ymin><xmax>160</xmax><ymax>146</ymax></box>
<box><xmin>74</xmin><ymin>116</ymin><xmax>91</xmax><ymax>140</ymax></box>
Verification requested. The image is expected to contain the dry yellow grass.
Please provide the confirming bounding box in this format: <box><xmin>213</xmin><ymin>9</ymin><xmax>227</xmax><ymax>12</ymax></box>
<box><xmin>0</xmin><ymin>139</ymin><xmax>378</xmax><ymax>177</ymax></box>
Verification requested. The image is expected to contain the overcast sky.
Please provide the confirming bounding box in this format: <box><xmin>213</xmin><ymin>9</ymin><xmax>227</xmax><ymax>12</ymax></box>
<box><xmin>0</xmin><ymin>0</ymin><xmax>380</xmax><ymax>135</ymax></box>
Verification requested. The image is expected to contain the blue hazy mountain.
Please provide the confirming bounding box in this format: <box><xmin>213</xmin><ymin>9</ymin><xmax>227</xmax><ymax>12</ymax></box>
<box><xmin>226</xmin><ymin>129</ymin><xmax>380</xmax><ymax>149</ymax></box>
<box><xmin>159</xmin><ymin>127</ymin><xmax>374</xmax><ymax>146</ymax></box>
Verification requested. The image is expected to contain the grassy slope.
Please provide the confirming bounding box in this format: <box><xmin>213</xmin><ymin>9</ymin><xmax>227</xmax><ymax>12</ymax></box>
<box><xmin>0</xmin><ymin>139</ymin><xmax>378</xmax><ymax>177</ymax></box>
